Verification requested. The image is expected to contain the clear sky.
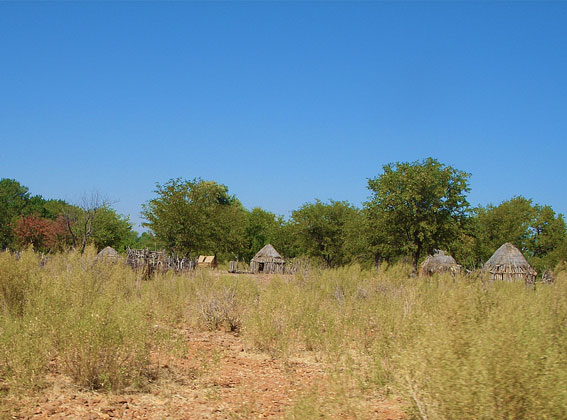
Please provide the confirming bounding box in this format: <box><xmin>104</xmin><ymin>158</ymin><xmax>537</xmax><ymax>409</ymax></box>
<box><xmin>1</xmin><ymin>2</ymin><xmax>566</xmax><ymax>230</ymax></box>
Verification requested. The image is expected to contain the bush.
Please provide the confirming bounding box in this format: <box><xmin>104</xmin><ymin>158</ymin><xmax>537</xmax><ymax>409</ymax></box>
<box><xmin>0</xmin><ymin>248</ymin><xmax>158</xmax><ymax>392</ymax></box>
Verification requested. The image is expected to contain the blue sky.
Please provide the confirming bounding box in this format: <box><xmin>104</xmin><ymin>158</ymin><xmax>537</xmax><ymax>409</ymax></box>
<box><xmin>1</xmin><ymin>2</ymin><xmax>566</xmax><ymax>230</ymax></box>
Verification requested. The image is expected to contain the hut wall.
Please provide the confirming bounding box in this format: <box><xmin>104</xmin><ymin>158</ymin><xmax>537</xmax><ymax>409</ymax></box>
<box><xmin>419</xmin><ymin>265</ymin><xmax>461</xmax><ymax>277</ymax></box>
<box><xmin>489</xmin><ymin>272</ymin><xmax>536</xmax><ymax>283</ymax></box>
<box><xmin>487</xmin><ymin>264</ymin><xmax>537</xmax><ymax>284</ymax></box>
<box><xmin>250</xmin><ymin>260</ymin><xmax>286</xmax><ymax>274</ymax></box>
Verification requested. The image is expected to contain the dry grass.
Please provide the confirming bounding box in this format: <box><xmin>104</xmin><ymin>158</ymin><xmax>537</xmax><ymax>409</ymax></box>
<box><xmin>1</xmin><ymin>249</ymin><xmax>566</xmax><ymax>419</ymax></box>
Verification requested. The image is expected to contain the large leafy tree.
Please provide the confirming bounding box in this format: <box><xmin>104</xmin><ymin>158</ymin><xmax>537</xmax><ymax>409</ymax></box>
<box><xmin>141</xmin><ymin>178</ymin><xmax>246</xmax><ymax>258</ymax></box>
<box><xmin>290</xmin><ymin>199</ymin><xmax>360</xmax><ymax>267</ymax></box>
<box><xmin>365</xmin><ymin>158</ymin><xmax>471</xmax><ymax>272</ymax></box>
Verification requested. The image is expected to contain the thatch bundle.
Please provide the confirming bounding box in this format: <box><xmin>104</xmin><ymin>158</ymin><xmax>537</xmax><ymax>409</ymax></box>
<box><xmin>484</xmin><ymin>243</ymin><xmax>537</xmax><ymax>283</ymax></box>
<box><xmin>419</xmin><ymin>250</ymin><xmax>461</xmax><ymax>277</ymax></box>
<box><xmin>250</xmin><ymin>244</ymin><xmax>286</xmax><ymax>274</ymax></box>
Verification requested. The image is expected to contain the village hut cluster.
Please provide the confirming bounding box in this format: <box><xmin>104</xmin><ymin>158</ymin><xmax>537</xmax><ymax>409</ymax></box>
<box><xmin>97</xmin><ymin>240</ymin><xmax>543</xmax><ymax>284</ymax></box>
<box><xmin>419</xmin><ymin>242</ymin><xmax>539</xmax><ymax>284</ymax></box>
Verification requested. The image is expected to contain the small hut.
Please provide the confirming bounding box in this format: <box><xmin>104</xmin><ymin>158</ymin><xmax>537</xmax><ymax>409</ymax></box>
<box><xmin>419</xmin><ymin>250</ymin><xmax>461</xmax><ymax>277</ymax></box>
<box><xmin>96</xmin><ymin>246</ymin><xmax>121</xmax><ymax>262</ymax></box>
<box><xmin>484</xmin><ymin>242</ymin><xmax>537</xmax><ymax>283</ymax></box>
<box><xmin>250</xmin><ymin>244</ymin><xmax>285</xmax><ymax>274</ymax></box>
<box><xmin>197</xmin><ymin>255</ymin><xmax>218</xmax><ymax>269</ymax></box>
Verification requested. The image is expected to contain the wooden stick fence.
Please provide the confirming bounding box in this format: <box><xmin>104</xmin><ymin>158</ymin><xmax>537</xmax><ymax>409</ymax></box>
<box><xmin>126</xmin><ymin>248</ymin><xmax>196</xmax><ymax>276</ymax></box>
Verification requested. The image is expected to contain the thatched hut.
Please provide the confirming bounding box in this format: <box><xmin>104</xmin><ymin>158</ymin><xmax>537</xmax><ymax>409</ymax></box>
<box><xmin>484</xmin><ymin>243</ymin><xmax>537</xmax><ymax>283</ymax></box>
<box><xmin>419</xmin><ymin>250</ymin><xmax>461</xmax><ymax>277</ymax></box>
<box><xmin>197</xmin><ymin>255</ymin><xmax>217</xmax><ymax>269</ymax></box>
<box><xmin>250</xmin><ymin>244</ymin><xmax>285</xmax><ymax>274</ymax></box>
<box><xmin>96</xmin><ymin>246</ymin><xmax>121</xmax><ymax>262</ymax></box>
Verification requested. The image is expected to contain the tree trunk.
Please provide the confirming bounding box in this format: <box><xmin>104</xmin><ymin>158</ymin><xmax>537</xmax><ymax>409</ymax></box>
<box><xmin>374</xmin><ymin>252</ymin><xmax>382</xmax><ymax>270</ymax></box>
<box><xmin>412</xmin><ymin>242</ymin><xmax>422</xmax><ymax>276</ymax></box>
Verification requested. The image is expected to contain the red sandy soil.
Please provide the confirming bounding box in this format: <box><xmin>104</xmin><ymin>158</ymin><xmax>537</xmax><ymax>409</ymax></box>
<box><xmin>2</xmin><ymin>329</ymin><xmax>406</xmax><ymax>419</ymax></box>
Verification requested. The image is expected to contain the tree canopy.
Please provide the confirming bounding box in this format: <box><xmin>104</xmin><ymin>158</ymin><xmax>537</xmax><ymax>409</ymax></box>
<box><xmin>465</xmin><ymin>197</ymin><xmax>567</xmax><ymax>272</ymax></box>
<box><xmin>365</xmin><ymin>158</ymin><xmax>471</xmax><ymax>272</ymax></box>
<box><xmin>289</xmin><ymin>199</ymin><xmax>361</xmax><ymax>267</ymax></box>
<box><xmin>1</xmin><ymin>178</ymin><xmax>136</xmax><ymax>253</ymax></box>
<box><xmin>141</xmin><ymin>178</ymin><xmax>247</xmax><ymax>258</ymax></box>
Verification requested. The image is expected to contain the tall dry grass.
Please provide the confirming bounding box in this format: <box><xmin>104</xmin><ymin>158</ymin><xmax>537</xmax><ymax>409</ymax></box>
<box><xmin>1</xmin><ymin>249</ymin><xmax>566</xmax><ymax>419</ymax></box>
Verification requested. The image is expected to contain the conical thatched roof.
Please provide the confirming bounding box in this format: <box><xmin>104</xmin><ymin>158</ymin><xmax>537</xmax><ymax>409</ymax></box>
<box><xmin>419</xmin><ymin>250</ymin><xmax>461</xmax><ymax>276</ymax></box>
<box><xmin>97</xmin><ymin>246</ymin><xmax>119</xmax><ymax>258</ymax></box>
<box><xmin>484</xmin><ymin>243</ymin><xmax>536</xmax><ymax>282</ymax></box>
<box><xmin>252</xmin><ymin>244</ymin><xmax>284</xmax><ymax>262</ymax></box>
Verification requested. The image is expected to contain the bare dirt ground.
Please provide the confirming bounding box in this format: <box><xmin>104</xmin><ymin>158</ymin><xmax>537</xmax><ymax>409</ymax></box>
<box><xmin>2</xmin><ymin>328</ymin><xmax>406</xmax><ymax>419</ymax></box>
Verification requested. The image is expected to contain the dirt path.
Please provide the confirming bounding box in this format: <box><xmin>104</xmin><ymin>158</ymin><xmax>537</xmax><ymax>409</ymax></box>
<box><xmin>4</xmin><ymin>330</ymin><xmax>405</xmax><ymax>419</ymax></box>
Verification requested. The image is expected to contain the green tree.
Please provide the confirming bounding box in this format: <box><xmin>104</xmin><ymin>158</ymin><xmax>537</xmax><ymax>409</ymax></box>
<box><xmin>130</xmin><ymin>231</ymin><xmax>162</xmax><ymax>250</ymax></box>
<box><xmin>529</xmin><ymin>205</ymin><xmax>567</xmax><ymax>271</ymax></box>
<box><xmin>365</xmin><ymin>158</ymin><xmax>471</xmax><ymax>273</ymax></box>
<box><xmin>342</xmin><ymin>209</ymin><xmax>373</xmax><ymax>266</ymax></box>
<box><xmin>90</xmin><ymin>207</ymin><xmax>133</xmax><ymax>251</ymax></box>
<box><xmin>243</xmin><ymin>208</ymin><xmax>284</xmax><ymax>260</ymax></box>
<box><xmin>58</xmin><ymin>193</ymin><xmax>135</xmax><ymax>253</ymax></box>
<box><xmin>0</xmin><ymin>179</ymin><xmax>31</xmax><ymax>249</ymax></box>
<box><xmin>471</xmin><ymin>197</ymin><xmax>567</xmax><ymax>272</ymax></box>
<box><xmin>141</xmin><ymin>178</ymin><xmax>246</xmax><ymax>258</ymax></box>
<box><xmin>474</xmin><ymin>196</ymin><xmax>535</xmax><ymax>260</ymax></box>
<box><xmin>290</xmin><ymin>199</ymin><xmax>360</xmax><ymax>267</ymax></box>
<box><xmin>42</xmin><ymin>199</ymin><xmax>72</xmax><ymax>220</ymax></box>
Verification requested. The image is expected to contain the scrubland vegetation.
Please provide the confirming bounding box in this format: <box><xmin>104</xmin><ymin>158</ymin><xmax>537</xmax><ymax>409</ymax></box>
<box><xmin>3</xmin><ymin>157</ymin><xmax>567</xmax><ymax>277</ymax></box>
<box><xmin>2</xmin><ymin>248</ymin><xmax>567</xmax><ymax>419</ymax></box>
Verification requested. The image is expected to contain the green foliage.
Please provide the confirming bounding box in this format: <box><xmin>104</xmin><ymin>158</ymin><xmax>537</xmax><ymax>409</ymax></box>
<box><xmin>142</xmin><ymin>178</ymin><xmax>247</xmax><ymax>258</ymax></box>
<box><xmin>3</xmin><ymin>163</ymin><xmax>566</xmax><ymax>273</ymax></box>
<box><xmin>0</xmin><ymin>179</ymin><xmax>135</xmax><ymax>253</ymax></box>
<box><xmin>0</xmin><ymin>179</ymin><xmax>31</xmax><ymax>249</ymax></box>
<box><xmin>475</xmin><ymin>196</ymin><xmax>536</xmax><ymax>259</ymax></box>
<box><xmin>130</xmin><ymin>231</ymin><xmax>162</xmax><ymax>250</ymax></box>
<box><xmin>365</xmin><ymin>158</ymin><xmax>471</xmax><ymax>271</ymax></box>
<box><xmin>457</xmin><ymin>197</ymin><xmax>567</xmax><ymax>272</ymax></box>
<box><xmin>42</xmin><ymin>199</ymin><xmax>73</xmax><ymax>220</ymax></box>
<box><xmin>290</xmin><ymin>200</ymin><xmax>361</xmax><ymax>267</ymax></box>
<box><xmin>243</xmin><ymin>207</ymin><xmax>284</xmax><ymax>261</ymax></box>
<box><xmin>89</xmin><ymin>207</ymin><xmax>133</xmax><ymax>251</ymax></box>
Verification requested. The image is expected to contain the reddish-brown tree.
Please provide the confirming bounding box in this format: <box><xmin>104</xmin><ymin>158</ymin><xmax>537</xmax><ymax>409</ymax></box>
<box><xmin>14</xmin><ymin>214</ymin><xmax>72</xmax><ymax>252</ymax></box>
